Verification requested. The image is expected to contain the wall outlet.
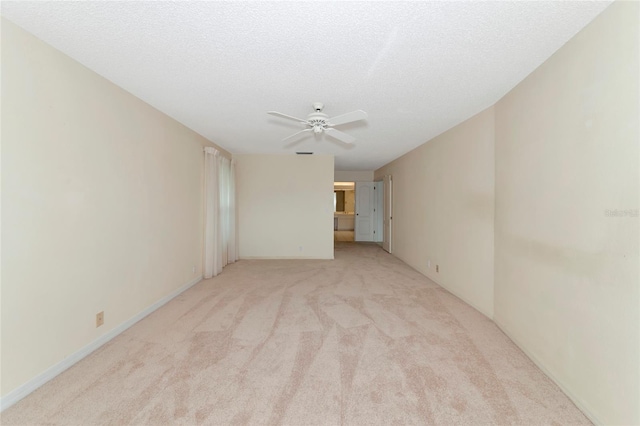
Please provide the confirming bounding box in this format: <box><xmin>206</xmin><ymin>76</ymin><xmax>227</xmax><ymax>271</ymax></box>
<box><xmin>436</xmin><ymin>265</ymin><xmax>439</xmax><ymax>273</ymax></box>
<box><xmin>427</xmin><ymin>260</ymin><xmax>431</xmax><ymax>268</ymax></box>
<box><xmin>96</xmin><ymin>311</ymin><xmax>104</xmax><ymax>327</ymax></box>
<box><xmin>299</xmin><ymin>246</ymin><xmax>303</xmax><ymax>252</ymax></box>
<box><xmin>192</xmin><ymin>265</ymin><xmax>196</xmax><ymax>274</ymax></box>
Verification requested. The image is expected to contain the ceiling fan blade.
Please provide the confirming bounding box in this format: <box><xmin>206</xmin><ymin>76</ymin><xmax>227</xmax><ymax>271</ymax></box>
<box><xmin>268</xmin><ymin>111</ymin><xmax>309</xmax><ymax>124</ymax></box>
<box><xmin>326</xmin><ymin>110</ymin><xmax>368</xmax><ymax>126</ymax></box>
<box><xmin>324</xmin><ymin>127</ymin><xmax>356</xmax><ymax>144</ymax></box>
<box><xmin>282</xmin><ymin>128</ymin><xmax>313</xmax><ymax>143</ymax></box>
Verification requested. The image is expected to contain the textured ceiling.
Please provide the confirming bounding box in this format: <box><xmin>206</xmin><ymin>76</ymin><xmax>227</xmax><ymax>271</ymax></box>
<box><xmin>1</xmin><ymin>1</ymin><xmax>611</xmax><ymax>170</ymax></box>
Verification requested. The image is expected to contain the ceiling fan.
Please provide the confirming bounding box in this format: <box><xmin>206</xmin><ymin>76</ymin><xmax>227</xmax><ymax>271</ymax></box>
<box><xmin>268</xmin><ymin>102</ymin><xmax>367</xmax><ymax>144</ymax></box>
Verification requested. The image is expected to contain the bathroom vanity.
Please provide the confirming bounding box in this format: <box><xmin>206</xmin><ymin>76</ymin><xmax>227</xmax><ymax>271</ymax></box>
<box><xmin>334</xmin><ymin>212</ymin><xmax>355</xmax><ymax>231</ymax></box>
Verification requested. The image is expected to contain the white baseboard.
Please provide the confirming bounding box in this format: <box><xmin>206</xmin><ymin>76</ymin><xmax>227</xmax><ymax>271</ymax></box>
<box><xmin>393</xmin><ymin>251</ymin><xmax>602</xmax><ymax>424</ymax></box>
<box><xmin>424</xmin><ymin>271</ymin><xmax>493</xmax><ymax>320</ymax></box>
<box><xmin>240</xmin><ymin>256</ymin><xmax>333</xmax><ymax>260</ymax></box>
<box><xmin>394</xmin><ymin>252</ymin><xmax>493</xmax><ymax>319</ymax></box>
<box><xmin>494</xmin><ymin>319</ymin><xmax>603</xmax><ymax>426</ymax></box>
<box><xmin>0</xmin><ymin>275</ymin><xmax>203</xmax><ymax>412</ymax></box>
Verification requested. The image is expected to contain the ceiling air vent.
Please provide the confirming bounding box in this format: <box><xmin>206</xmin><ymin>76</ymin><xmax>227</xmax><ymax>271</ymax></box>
<box><xmin>296</xmin><ymin>152</ymin><xmax>313</xmax><ymax>155</ymax></box>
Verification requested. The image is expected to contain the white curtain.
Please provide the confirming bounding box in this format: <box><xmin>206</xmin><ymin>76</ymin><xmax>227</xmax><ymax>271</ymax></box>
<box><xmin>203</xmin><ymin>147</ymin><xmax>237</xmax><ymax>279</ymax></box>
<box><xmin>204</xmin><ymin>147</ymin><xmax>222</xmax><ymax>278</ymax></box>
<box><xmin>228</xmin><ymin>159</ymin><xmax>238</xmax><ymax>263</ymax></box>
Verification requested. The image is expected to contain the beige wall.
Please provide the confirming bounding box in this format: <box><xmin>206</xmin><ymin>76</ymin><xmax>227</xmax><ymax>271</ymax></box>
<box><xmin>375</xmin><ymin>107</ymin><xmax>495</xmax><ymax>317</ymax></box>
<box><xmin>375</xmin><ymin>2</ymin><xmax>638</xmax><ymax>424</ymax></box>
<box><xmin>236</xmin><ymin>154</ymin><xmax>334</xmax><ymax>259</ymax></box>
<box><xmin>334</xmin><ymin>170</ymin><xmax>373</xmax><ymax>182</ymax></box>
<box><xmin>494</xmin><ymin>2</ymin><xmax>639</xmax><ymax>424</ymax></box>
<box><xmin>1</xmin><ymin>19</ymin><xmax>229</xmax><ymax>398</ymax></box>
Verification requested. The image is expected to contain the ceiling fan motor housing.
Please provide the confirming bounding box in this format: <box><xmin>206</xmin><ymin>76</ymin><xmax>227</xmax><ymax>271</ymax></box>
<box><xmin>307</xmin><ymin>112</ymin><xmax>329</xmax><ymax>133</ymax></box>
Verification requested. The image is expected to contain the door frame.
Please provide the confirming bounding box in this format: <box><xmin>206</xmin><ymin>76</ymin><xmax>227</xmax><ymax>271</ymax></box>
<box><xmin>382</xmin><ymin>175</ymin><xmax>392</xmax><ymax>253</ymax></box>
<box><xmin>374</xmin><ymin>180</ymin><xmax>384</xmax><ymax>243</ymax></box>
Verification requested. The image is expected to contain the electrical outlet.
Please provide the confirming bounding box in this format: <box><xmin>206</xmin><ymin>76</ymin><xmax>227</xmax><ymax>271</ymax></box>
<box><xmin>299</xmin><ymin>246</ymin><xmax>303</xmax><ymax>252</ymax></box>
<box><xmin>436</xmin><ymin>265</ymin><xmax>439</xmax><ymax>273</ymax></box>
<box><xmin>192</xmin><ymin>265</ymin><xmax>196</xmax><ymax>274</ymax></box>
<box><xmin>427</xmin><ymin>260</ymin><xmax>431</xmax><ymax>268</ymax></box>
<box><xmin>96</xmin><ymin>311</ymin><xmax>104</xmax><ymax>327</ymax></box>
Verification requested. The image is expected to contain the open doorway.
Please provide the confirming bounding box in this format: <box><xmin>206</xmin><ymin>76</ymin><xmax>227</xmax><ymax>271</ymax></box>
<box><xmin>334</xmin><ymin>182</ymin><xmax>355</xmax><ymax>242</ymax></box>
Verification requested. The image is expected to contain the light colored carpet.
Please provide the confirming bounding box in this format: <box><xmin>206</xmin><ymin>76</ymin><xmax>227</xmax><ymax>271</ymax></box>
<box><xmin>2</xmin><ymin>243</ymin><xmax>590</xmax><ymax>425</ymax></box>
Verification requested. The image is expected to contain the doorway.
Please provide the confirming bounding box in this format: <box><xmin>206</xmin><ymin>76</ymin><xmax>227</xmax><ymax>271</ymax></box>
<box><xmin>334</xmin><ymin>182</ymin><xmax>355</xmax><ymax>242</ymax></box>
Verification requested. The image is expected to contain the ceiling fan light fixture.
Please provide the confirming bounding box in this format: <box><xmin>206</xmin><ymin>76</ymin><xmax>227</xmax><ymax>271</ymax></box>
<box><xmin>267</xmin><ymin>103</ymin><xmax>367</xmax><ymax>145</ymax></box>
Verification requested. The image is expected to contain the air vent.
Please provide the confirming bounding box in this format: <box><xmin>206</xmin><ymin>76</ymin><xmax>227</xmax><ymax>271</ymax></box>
<box><xmin>296</xmin><ymin>152</ymin><xmax>313</xmax><ymax>155</ymax></box>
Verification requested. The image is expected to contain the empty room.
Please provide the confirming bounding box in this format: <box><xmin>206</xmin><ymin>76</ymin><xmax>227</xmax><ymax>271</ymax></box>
<box><xmin>1</xmin><ymin>1</ymin><xmax>638</xmax><ymax>425</ymax></box>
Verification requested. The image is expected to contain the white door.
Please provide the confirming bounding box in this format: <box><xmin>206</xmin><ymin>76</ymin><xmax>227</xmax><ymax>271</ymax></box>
<box><xmin>382</xmin><ymin>175</ymin><xmax>392</xmax><ymax>252</ymax></box>
<box><xmin>374</xmin><ymin>181</ymin><xmax>384</xmax><ymax>242</ymax></box>
<box><xmin>355</xmin><ymin>182</ymin><xmax>374</xmax><ymax>242</ymax></box>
